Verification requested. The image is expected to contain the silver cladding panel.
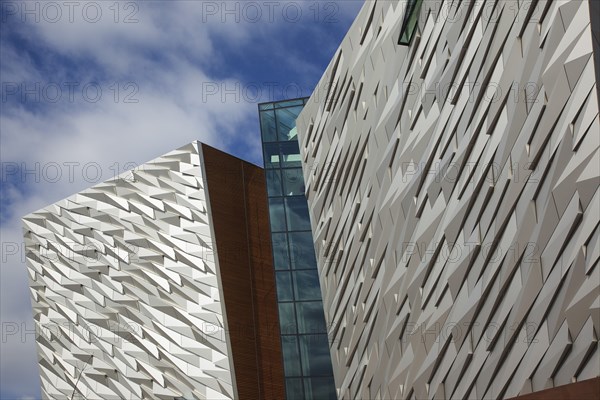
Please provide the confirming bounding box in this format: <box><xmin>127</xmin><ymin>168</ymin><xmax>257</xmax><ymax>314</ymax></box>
<box><xmin>297</xmin><ymin>1</ymin><xmax>599</xmax><ymax>399</ymax></box>
<box><xmin>24</xmin><ymin>142</ymin><xmax>236</xmax><ymax>400</ymax></box>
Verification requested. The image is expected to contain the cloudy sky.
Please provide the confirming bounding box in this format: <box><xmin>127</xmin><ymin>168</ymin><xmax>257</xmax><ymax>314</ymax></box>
<box><xmin>0</xmin><ymin>1</ymin><xmax>363</xmax><ymax>398</ymax></box>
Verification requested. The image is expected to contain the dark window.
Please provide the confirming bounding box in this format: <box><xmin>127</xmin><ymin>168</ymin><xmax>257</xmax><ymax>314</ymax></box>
<box><xmin>266</xmin><ymin>169</ymin><xmax>283</xmax><ymax>196</ymax></box>
<box><xmin>299</xmin><ymin>334</ymin><xmax>334</xmax><ymax>376</ymax></box>
<box><xmin>288</xmin><ymin>231</ymin><xmax>317</xmax><ymax>269</ymax></box>
<box><xmin>259</xmin><ymin>102</ymin><xmax>274</xmax><ymax>111</ymax></box>
<box><xmin>296</xmin><ymin>301</ymin><xmax>327</xmax><ymax>334</ymax></box>
<box><xmin>275</xmin><ymin>99</ymin><xmax>305</xmax><ymax>109</ymax></box>
<box><xmin>276</xmin><ymin>271</ymin><xmax>294</xmax><ymax>301</ymax></box>
<box><xmin>278</xmin><ymin>302</ymin><xmax>298</xmax><ymax>334</ymax></box>
<box><xmin>272</xmin><ymin>233</ymin><xmax>290</xmax><ymax>269</ymax></box>
<box><xmin>282</xmin><ymin>338</ymin><xmax>302</xmax><ymax>377</ymax></box>
<box><xmin>264</xmin><ymin>143</ymin><xmax>280</xmax><ymax>169</ymax></box>
<box><xmin>293</xmin><ymin>270</ymin><xmax>322</xmax><ymax>301</ymax></box>
<box><xmin>285</xmin><ymin>197</ymin><xmax>312</xmax><ymax>231</ymax></box>
<box><xmin>268</xmin><ymin>198</ymin><xmax>286</xmax><ymax>232</ymax></box>
<box><xmin>304</xmin><ymin>377</ymin><xmax>337</xmax><ymax>400</ymax></box>
<box><xmin>280</xmin><ymin>141</ymin><xmax>302</xmax><ymax>168</ymax></box>
<box><xmin>276</xmin><ymin>106</ymin><xmax>304</xmax><ymax>141</ymax></box>
<box><xmin>260</xmin><ymin>109</ymin><xmax>278</xmax><ymax>142</ymax></box>
<box><xmin>282</xmin><ymin>168</ymin><xmax>305</xmax><ymax>196</ymax></box>
<box><xmin>285</xmin><ymin>377</ymin><xmax>304</xmax><ymax>400</ymax></box>
<box><xmin>398</xmin><ymin>0</ymin><xmax>423</xmax><ymax>45</ymax></box>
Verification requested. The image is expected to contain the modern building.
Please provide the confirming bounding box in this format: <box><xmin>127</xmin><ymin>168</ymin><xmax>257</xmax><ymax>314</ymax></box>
<box><xmin>296</xmin><ymin>0</ymin><xmax>600</xmax><ymax>399</ymax></box>
<box><xmin>259</xmin><ymin>98</ymin><xmax>337</xmax><ymax>400</ymax></box>
<box><xmin>23</xmin><ymin>1</ymin><xmax>600</xmax><ymax>399</ymax></box>
<box><xmin>23</xmin><ymin>142</ymin><xmax>285</xmax><ymax>399</ymax></box>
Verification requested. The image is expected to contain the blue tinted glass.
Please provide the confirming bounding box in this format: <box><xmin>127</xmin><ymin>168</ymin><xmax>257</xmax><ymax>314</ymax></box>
<box><xmin>272</xmin><ymin>233</ymin><xmax>290</xmax><ymax>269</ymax></box>
<box><xmin>266</xmin><ymin>169</ymin><xmax>283</xmax><ymax>196</ymax></box>
<box><xmin>296</xmin><ymin>301</ymin><xmax>327</xmax><ymax>334</ymax></box>
<box><xmin>268</xmin><ymin>198</ymin><xmax>286</xmax><ymax>232</ymax></box>
<box><xmin>299</xmin><ymin>334</ymin><xmax>334</xmax><ymax>376</ymax></box>
<box><xmin>285</xmin><ymin>378</ymin><xmax>304</xmax><ymax>400</ymax></box>
<box><xmin>293</xmin><ymin>269</ymin><xmax>322</xmax><ymax>301</ymax></box>
<box><xmin>263</xmin><ymin>143</ymin><xmax>280</xmax><ymax>169</ymax></box>
<box><xmin>285</xmin><ymin>197</ymin><xmax>311</xmax><ymax>231</ymax></box>
<box><xmin>275</xmin><ymin>99</ymin><xmax>305</xmax><ymax>109</ymax></box>
<box><xmin>261</xmin><ymin>99</ymin><xmax>335</xmax><ymax>399</ymax></box>
<box><xmin>260</xmin><ymin>110</ymin><xmax>277</xmax><ymax>141</ymax></box>
<box><xmin>278</xmin><ymin>302</ymin><xmax>297</xmax><ymax>334</ymax></box>
<box><xmin>280</xmin><ymin>141</ymin><xmax>302</xmax><ymax>168</ymax></box>
<box><xmin>259</xmin><ymin>102</ymin><xmax>274</xmax><ymax>110</ymax></box>
<box><xmin>276</xmin><ymin>106</ymin><xmax>304</xmax><ymax>141</ymax></box>
<box><xmin>304</xmin><ymin>377</ymin><xmax>337</xmax><ymax>400</ymax></box>
<box><xmin>282</xmin><ymin>337</ymin><xmax>302</xmax><ymax>377</ymax></box>
<box><xmin>289</xmin><ymin>232</ymin><xmax>317</xmax><ymax>269</ymax></box>
<box><xmin>282</xmin><ymin>168</ymin><xmax>305</xmax><ymax>196</ymax></box>
<box><xmin>276</xmin><ymin>271</ymin><xmax>293</xmax><ymax>301</ymax></box>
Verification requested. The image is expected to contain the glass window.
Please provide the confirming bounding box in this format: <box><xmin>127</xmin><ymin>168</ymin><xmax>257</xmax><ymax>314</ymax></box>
<box><xmin>285</xmin><ymin>197</ymin><xmax>311</xmax><ymax>231</ymax></box>
<box><xmin>259</xmin><ymin>102</ymin><xmax>274</xmax><ymax>111</ymax></box>
<box><xmin>280</xmin><ymin>141</ymin><xmax>302</xmax><ymax>168</ymax></box>
<box><xmin>293</xmin><ymin>269</ymin><xmax>322</xmax><ymax>301</ymax></box>
<box><xmin>275</xmin><ymin>99</ymin><xmax>305</xmax><ymax>109</ymax></box>
<box><xmin>264</xmin><ymin>143</ymin><xmax>280</xmax><ymax>169</ymax></box>
<box><xmin>276</xmin><ymin>271</ymin><xmax>294</xmax><ymax>301</ymax></box>
<box><xmin>285</xmin><ymin>378</ymin><xmax>304</xmax><ymax>400</ymax></box>
<box><xmin>281</xmin><ymin>337</ymin><xmax>302</xmax><ymax>377</ymax></box>
<box><xmin>299</xmin><ymin>334</ymin><xmax>334</xmax><ymax>376</ymax></box>
<box><xmin>398</xmin><ymin>0</ymin><xmax>423</xmax><ymax>45</ymax></box>
<box><xmin>289</xmin><ymin>232</ymin><xmax>317</xmax><ymax>269</ymax></box>
<box><xmin>278</xmin><ymin>303</ymin><xmax>297</xmax><ymax>334</ymax></box>
<box><xmin>260</xmin><ymin>110</ymin><xmax>278</xmax><ymax>142</ymax></box>
<box><xmin>304</xmin><ymin>377</ymin><xmax>336</xmax><ymax>400</ymax></box>
<box><xmin>296</xmin><ymin>301</ymin><xmax>327</xmax><ymax>334</ymax></box>
<box><xmin>268</xmin><ymin>198</ymin><xmax>286</xmax><ymax>232</ymax></box>
<box><xmin>276</xmin><ymin>106</ymin><xmax>304</xmax><ymax>141</ymax></box>
<box><xmin>266</xmin><ymin>169</ymin><xmax>283</xmax><ymax>196</ymax></box>
<box><xmin>272</xmin><ymin>233</ymin><xmax>290</xmax><ymax>269</ymax></box>
<box><xmin>282</xmin><ymin>168</ymin><xmax>305</xmax><ymax>196</ymax></box>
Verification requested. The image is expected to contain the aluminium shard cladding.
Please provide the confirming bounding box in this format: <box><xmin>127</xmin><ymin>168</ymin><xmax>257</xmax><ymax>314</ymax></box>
<box><xmin>296</xmin><ymin>0</ymin><xmax>599</xmax><ymax>399</ymax></box>
<box><xmin>23</xmin><ymin>142</ymin><xmax>236</xmax><ymax>399</ymax></box>
<box><xmin>20</xmin><ymin>0</ymin><xmax>600</xmax><ymax>399</ymax></box>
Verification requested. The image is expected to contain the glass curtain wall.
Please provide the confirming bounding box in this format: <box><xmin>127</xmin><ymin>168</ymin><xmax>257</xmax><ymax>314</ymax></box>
<box><xmin>259</xmin><ymin>98</ymin><xmax>336</xmax><ymax>400</ymax></box>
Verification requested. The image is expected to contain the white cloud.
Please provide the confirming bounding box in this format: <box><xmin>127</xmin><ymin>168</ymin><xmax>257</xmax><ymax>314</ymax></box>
<box><xmin>1</xmin><ymin>3</ymin><xmax>257</xmax><ymax>396</ymax></box>
<box><xmin>0</xmin><ymin>0</ymin><xmax>364</xmax><ymax>397</ymax></box>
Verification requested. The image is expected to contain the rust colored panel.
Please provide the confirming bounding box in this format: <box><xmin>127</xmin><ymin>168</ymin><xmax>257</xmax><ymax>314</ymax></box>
<box><xmin>509</xmin><ymin>377</ymin><xmax>600</xmax><ymax>400</ymax></box>
<box><xmin>202</xmin><ymin>144</ymin><xmax>285</xmax><ymax>400</ymax></box>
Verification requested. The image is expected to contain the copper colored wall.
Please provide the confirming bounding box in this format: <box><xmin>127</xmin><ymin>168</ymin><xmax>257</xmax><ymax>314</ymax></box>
<box><xmin>510</xmin><ymin>377</ymin><xmax>600</xmax><ymax>400</ymax></box>
<box><xmin>202</xmin><ymin>144</ymin><xmax>285</xmax><ymax>400</ymax></box>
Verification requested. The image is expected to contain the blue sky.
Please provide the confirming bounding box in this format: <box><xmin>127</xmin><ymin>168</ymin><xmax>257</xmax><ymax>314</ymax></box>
<box><xmin>0</xmin><ymin>1</ymin><xmax>363</xmax><ymax>398</ymax></box>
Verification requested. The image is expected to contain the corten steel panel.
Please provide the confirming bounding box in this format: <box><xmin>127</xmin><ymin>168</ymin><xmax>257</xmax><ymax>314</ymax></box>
<box><xmin>202</xmin><ymin>145</ymin><xmax>285</xmax><ymax>400</ymax></box>
<box><xmin>296</xmin><ymin>0</ymin><xmax>600</xmax><ymax>399</ymax></box>
<box><xmin>509</xmin><ymin>377</ymin><xmax>600</xmax><ymax>400</ymax></box>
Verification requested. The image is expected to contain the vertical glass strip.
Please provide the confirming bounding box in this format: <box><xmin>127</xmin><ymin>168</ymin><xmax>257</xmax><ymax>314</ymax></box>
<box><xmin>259</xmin><ymin>99</ymin><xmax>336</xmax><ymax>399</ymax></box>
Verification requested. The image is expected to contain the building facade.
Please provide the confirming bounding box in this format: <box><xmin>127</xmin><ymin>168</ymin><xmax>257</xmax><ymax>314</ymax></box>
<box><xmin>22</xmin><ymin>1</ymin><xmax>600</xmax><ymax>399</ymax></box>
<box><xmin>259</xmin><ymin>98</ymin><xmax>337</xmax><ymax>400</ymax></box>
<box><xmin>24</xmin><ymin>142</ymin><xmax>284</xmax><ymax>399</ymax></box>
<box><xmin>297</xmin><ymin>0</ymin><xmax>600</xmax><ymax>399</ymax></box>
